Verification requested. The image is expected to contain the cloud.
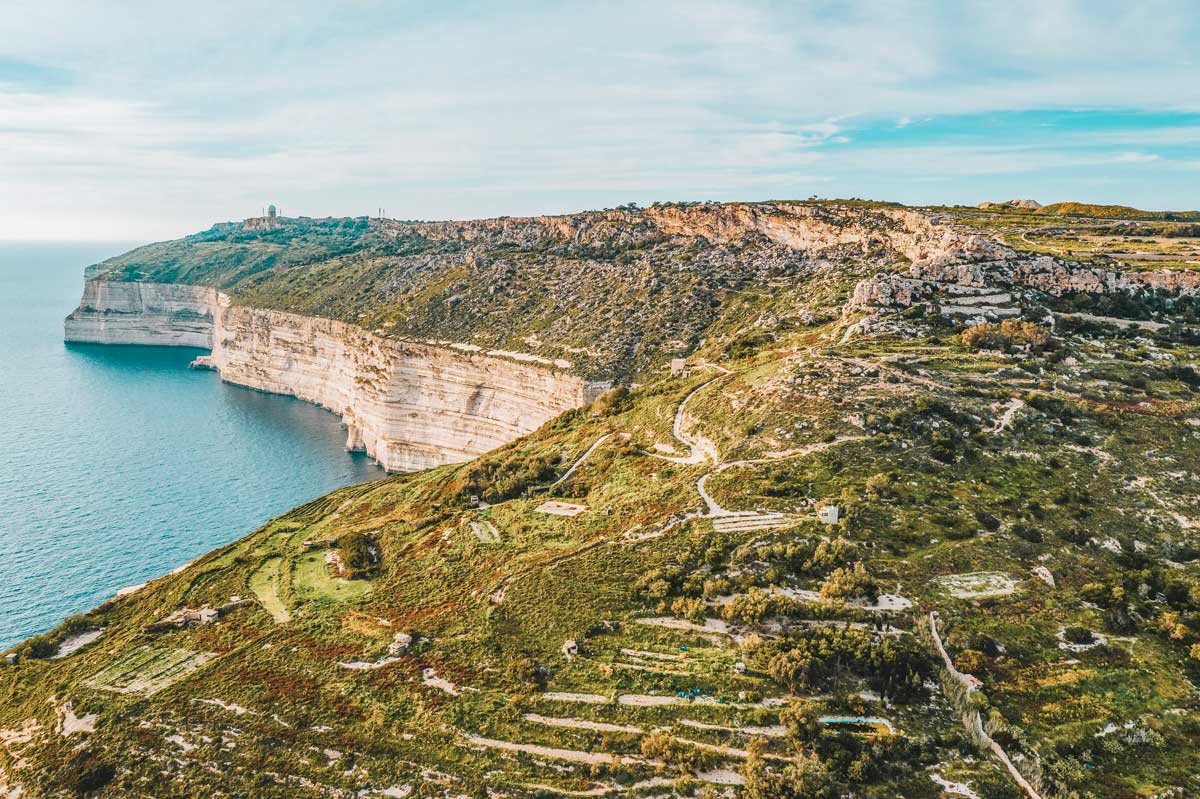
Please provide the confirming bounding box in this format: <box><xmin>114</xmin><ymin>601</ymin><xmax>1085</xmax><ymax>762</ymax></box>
<box><xmin>1105</xmin><ymin>152</ymin><xmax>1159</xmax><ymax>164</ymax></box>
<box><xmin>0</xmin><ymin>1</ymin><xmax>1198</xmax><ymax>238</ymax></box>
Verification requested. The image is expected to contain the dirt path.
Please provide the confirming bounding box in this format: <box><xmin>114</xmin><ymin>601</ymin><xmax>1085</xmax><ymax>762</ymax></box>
<box><xmin>468</xmin><ymin>520</ymin><xmax>500</xmax><ymax>544</ymax></box>
<box><xmin>550</xmin><ymin>433</ymin><xmax>613</xmax><ymax>488</ymax></box>
<box><xmin>991</xmin><ymin>398</ymin><xmax>1025</xmax><ymax>433</ymax></box>
<box><xmin>523</xmin><ymin>713</ymin><xmax>641</xmax><ymax>734</ymax></box>
<box><xmin>249</xmin><ymin>557</ymin><xmax>291</xmax><ymax>623</ymax></box>
<box><xmin>697</xmin><ymin>435</ymin><xmax>867</xmax><ymax>517</ymax></box>
<box><xmin>462</xmin><ymin>734</ymin><xmax>654</xmax><ymax>766</ymax></box>
<box><xmin>650</xmin><ymin>376</ymin><xmax>726</xmax><ymax>466</ymax></box>
<box><xmin>930</xmin><ymin>612</ymin><xmax>1043</xmax><ymax>799</ymax></box>
<box><xmin>679</xmin><ymin>719</ymin><xmax>787</xmax><ymax>737</ymax></box>
<box><xmin>695</xmin><ymin>472</ymin><xmax>726</xmax><ymax>516</ymax></box>
<box><xmin>540</xmin><ymin>691</ymin><xmax>609</xmax><ymax>704</ymax></box>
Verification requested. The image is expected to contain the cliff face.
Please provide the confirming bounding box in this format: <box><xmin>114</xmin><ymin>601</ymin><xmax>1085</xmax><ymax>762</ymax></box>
<box><xmin>407</xmin><ymin>202</ymin><xmax>1009</xmax><ymax>268</ymax></box>
<box><xmin>204</xmin><ymin>305</ymin><xmax>592</xmax><ymax>472</ymax></box>
<box><xmin>65</xmin><ymin>281</ymin><xmax>593</xmax><ymax>472</ymax></box>
<box><xmin>643</xmin><ymin>203</ymin><xmax>1011</xmax><ymax>267</ymax></box>
<box><xmin>63</xmin><ymin>281</ymin><xmax>219</xmax><ymax>348</ymax></box>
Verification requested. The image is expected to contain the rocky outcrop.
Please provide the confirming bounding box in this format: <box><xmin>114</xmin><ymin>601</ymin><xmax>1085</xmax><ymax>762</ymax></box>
<box><xmin>644</xmin><ymin>203</ymin><xmax>1011</xmax><ymax>268</ymax></box>
<box><xmin>978</xmin><ymin>199</ymin><xmax>1042</xmax><ymax>211</ymax></box>
<box><xmin>202</xmin><ymin>305</ymin><xmax>595</xmax><ymax>472</ymax></box>
<box><xmin>910</xmin><ymin>255</ymin><xmax>1200</xmax><ymax>297</ymax></box>
<box><xmin>846</xmin><ymin>252</ymin><xmax>1200</xmax><ymax>332</ymax></box>
<box><xmin>406</xmin><ymin>202</ymin><xmax>1011</xmax><ymax>268</ymax></box>
<box><xmin>65</xmin><ymin>280</ymin><xmax>596</xmax><ymax>472</ymax></box>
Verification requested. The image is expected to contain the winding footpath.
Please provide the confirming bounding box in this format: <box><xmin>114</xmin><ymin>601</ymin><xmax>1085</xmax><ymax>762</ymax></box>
<box><xmin>929</xmin><ymin>612</ymin><xmax>1044</xmax><ymax>799</ymax></box>
<box><xmin>651</xmin><ymin>371</ymin><xmax>729</xmax><ymax>466</ymax></box>
<box><xmin>549</xmin><ymin>432</ymin><xmax>614</xmax><ymax>488</ymax></box>
<box><xmin>699</xmin><ymin>436</ymin><xmax>869</xmax><ymax>516</ymax></box>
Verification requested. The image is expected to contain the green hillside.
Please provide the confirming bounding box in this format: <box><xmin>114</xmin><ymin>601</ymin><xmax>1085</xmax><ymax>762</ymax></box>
<box><xmin>1037</xmin><ymin>202</ymin><xmax>1200</xmax><ymax>222</ymax></box>
<box><xmin>6</xmin><ymin>201</ymin><xmax>1200</xmax><ymax>798</ymax></box>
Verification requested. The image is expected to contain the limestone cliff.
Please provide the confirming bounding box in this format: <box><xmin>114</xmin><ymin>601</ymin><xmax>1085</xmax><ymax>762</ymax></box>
<box><xmin>63</xmin><ymin>281</ymin><xmax>219</xmax><ymax>348</ymax></box>
<box><xmin>65</xmin><ymin>281</ymin><xmax>594</xmax><ymax>472</ymax></box>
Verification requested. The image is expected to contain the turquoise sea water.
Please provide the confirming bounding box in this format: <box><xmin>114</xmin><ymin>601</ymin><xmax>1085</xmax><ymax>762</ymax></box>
<box><xmin>0</xmin><ymin>242</ymin><xmax>382</xmax><ymax>649</ymax></box>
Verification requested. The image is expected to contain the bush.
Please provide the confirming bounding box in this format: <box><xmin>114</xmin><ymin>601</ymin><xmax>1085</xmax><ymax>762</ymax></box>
<box><xmin>641</xmin><ymin>731</ymin><xmax>700</xmax><ymax>773</ymax></box>
<box><xmin>1011</xmin><ymin>523</ymin><xmax>1043</xmax><ymax>544</ymax></box>
<box><xmin>722</xmin><ymin>588</ymin><xmax>772</xmax><ymax>625</ymax></box>
<box><xmin>592</xmin><ymin>386</ymin><xmax>630</xmax><ymax>416</ymax></box>
<box><xmin>956</xmin><ymin>649</ymin><xmax>989</xmax><ymax>675</ymax></box>
<box><xmin>865</xmin><ymin>473</ymin><xmax>893</xmax><ymax>498</ymax></box>
<box><xmin>507</xmin><ymin>656</ymin><xmax>544</xmax><ymax>687</ymax></box>
<box><xmin>974</xmin><ymin>510</ymin><xmax>1001</xmax><ymax>531</ymax></box>
<box><xmin>336</xmin><ymin>531</ymin><xmax>379</xmax><ymax>577</ymax></box>
<box><xmin>21</xmin><ymin>634</ymin><xmax>57</xmax><ymax>659</ymax></box>
<box><xmin>818</xmin><ymin>562</ymin><xmax>879</xmax><ymax>603</ymax></box>
<box><xmin>767</xmin><ymin>649</ymin><xmax>814</xmax><ymax>692</ymax></box>
<box><xmin>779</xmin><ymin>698</ymin><xmax>822</xmax><ymax>743</ymax></box>
<box><xmin>671</xmin><ymin>596</ymin><xmax>707</xmax><ymax>624</ymax></box>
<box><xmin>1063</xmin><ymin>626</ymin><xmax>1095</xmax><ymax>645</ymax></box>
<box><xmin>961</xmin><ymin>319</ymin><xmax>1053</xmax><ymax>351</ymax></box>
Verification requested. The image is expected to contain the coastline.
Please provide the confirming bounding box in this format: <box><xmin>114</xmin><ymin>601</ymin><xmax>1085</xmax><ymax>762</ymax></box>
<box><xmin>65</xmin><ymin>278</ymin><xmax>603</xmax><ymax>472</ymax></box>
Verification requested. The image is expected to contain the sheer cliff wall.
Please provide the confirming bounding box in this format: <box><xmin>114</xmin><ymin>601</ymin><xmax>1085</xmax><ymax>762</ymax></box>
<box><xmin>65</xmin><ymin>281</ymin><xmax>592</xmax><ymax>472</ymax></box>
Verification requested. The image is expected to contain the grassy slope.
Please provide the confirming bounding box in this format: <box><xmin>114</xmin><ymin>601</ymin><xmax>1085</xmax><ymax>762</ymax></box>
<box><xmin>9</xmin><ymin>203</ymin><xmax>1200</xmax><ymax>797</ymax></box>
<box><xmin>5</xmin><ymin>311</ymin><xmax>1200</xmax><ymax>798</ymax></box>
<box><xmin>1037</xmin><ymin>202</ymin><xmax>1200</xmax><ymax>222</ymax></box>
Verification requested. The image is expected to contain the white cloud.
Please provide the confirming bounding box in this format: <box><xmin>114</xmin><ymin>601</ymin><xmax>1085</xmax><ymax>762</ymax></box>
<box><xmin>0</xmin><ymin>1</ymin><xmax>1197</xmax><ymax>238</ymax></box>
<box><xmin>1105</xmin><ymin>152</ymin><xmax>1159</xmax><ymax>164</ymax></box>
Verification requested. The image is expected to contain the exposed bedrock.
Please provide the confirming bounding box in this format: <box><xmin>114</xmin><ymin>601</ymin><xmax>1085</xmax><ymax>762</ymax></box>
<box><xmin>63</xmin><ymin>280</ymin><xmax>219</xmax><ymax>347</ymax></box>
<box><xmin>65</xmin><ymin>281</ymin><xmax>593</xmax><ymax>472</ymax></box>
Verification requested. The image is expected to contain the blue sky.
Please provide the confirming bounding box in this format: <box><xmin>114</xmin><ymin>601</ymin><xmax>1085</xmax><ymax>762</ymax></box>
<box><xmin>1</xmin><ymin>1</ymin><xmax>1198</xmax><ymax>240</ymax></box>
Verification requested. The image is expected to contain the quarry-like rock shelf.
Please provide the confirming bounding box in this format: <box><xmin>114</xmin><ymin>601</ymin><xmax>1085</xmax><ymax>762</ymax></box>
<box><xmin>65</xmin><ymin>280</ymin><xmax>595</xmax><ymax>472</ymax></box>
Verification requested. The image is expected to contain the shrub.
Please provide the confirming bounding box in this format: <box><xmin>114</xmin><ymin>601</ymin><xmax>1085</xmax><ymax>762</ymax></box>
<box><xmin>592</xmin><ymin>386</ymin><xmax>630</xmax><ymax>416</ymax></box>
<box><xmin>865</xmin><ymin>473</ymin><xmax>893</xmax><ymax>498</ymax></box>
<box><xmin>1063</xmin><ymin>626</ymin><xmax>1095</xmax><ymax>645</ymax></box>
<box><xmin>779</xmin><ymin>698</ymin><xmax>822</xmax><ymax>743</ymax></box>
<box><xmin>1011</xmin><ymin>523</ymin><xmax>1043</xmax><ymax>543</ymax></box>
<box><xmin>507</xmin><ymin>656</ymin><xmax>544</xmax><ymax>687</ymax></box>
<box><xmin>767</xmin><ymin>649</ymin><xmax>814</xmax><ymax>692</ymax></box>
<box><xmin>336</xmin><ymin>531</ymin><xmax>379</xmax><ymax>577</ymax></box>
<box><xmin>671</xmin><ymin>596</ymin><xmax>707</xmax><ymax>624</ymax></box>
<box><xmin>961</xmin><ymin>319</ymin><xmax>1052</xmax><ymax>351</ymax></box>
<box><xmin>974</xmin><ymin>510</ymin><xmax>1001</xmax><ymax>531</ymax></box>
<box><xmin>641</xmin><ymin>731</ymin><xmax>699</xmax><ymax>772</ymax></box>
<box><xmin>21</xmin><ymin>634</ymin><xmax>57</xmax><ymax>659</ymax></box>
<box><xmin>956</xmin><ymin>649</ymin><xmax>989</xmax><ymax>675</ymax></box>
<box><xmin>722</xmin><ymin>588</ymin><xmax>772</xmax><ymax>625</ymax></box>
<box><xmin>818</xmin><ymin>562</ymin><xmax>879</xmax><ymax>602</ymax></box>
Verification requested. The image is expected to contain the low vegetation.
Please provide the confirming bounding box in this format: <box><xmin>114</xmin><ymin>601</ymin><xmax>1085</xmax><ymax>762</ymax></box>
<box><xmin>5</xmin><ymin>199</ymin><xmax>1200</xmax><ymax>797</ymax></box>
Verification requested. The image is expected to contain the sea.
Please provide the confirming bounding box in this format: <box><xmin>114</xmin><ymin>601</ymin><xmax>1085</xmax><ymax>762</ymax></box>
<box><xmin>0</xmin><ymin>242</ymin><xmax>383</xmax><ymax>649</ymax></box>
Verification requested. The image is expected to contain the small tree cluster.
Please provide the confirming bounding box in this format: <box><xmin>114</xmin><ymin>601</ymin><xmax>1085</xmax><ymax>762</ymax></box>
<box><xmin>818</xmin><ymin>562</ymin><xmax>879</xmax><ymax>603</ymax></box>
<box><xmin>961</xmin><ymin>319</ymin><xmax>1052</xmax><ymax>351</ymax></box>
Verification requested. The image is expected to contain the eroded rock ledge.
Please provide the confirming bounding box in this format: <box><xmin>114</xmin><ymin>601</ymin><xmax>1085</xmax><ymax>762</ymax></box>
<box><xmin>65</xmin><ymin>280</ymin><xmax>600</xmax><ymax>472</ymax></box>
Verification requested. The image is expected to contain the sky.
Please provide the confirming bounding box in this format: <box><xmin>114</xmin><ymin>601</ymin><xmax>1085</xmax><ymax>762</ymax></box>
<box><xmin>1</xmin><ymin>1</ymin><xmax>1198</xmax><ymax>241</ymax></box>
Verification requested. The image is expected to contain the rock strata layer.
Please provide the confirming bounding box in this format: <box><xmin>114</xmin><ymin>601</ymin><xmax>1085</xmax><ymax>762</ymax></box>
<box><xmin>65</xmin><ymin>281</ymin><xmax>594</xmax><ymax>472</ymax></box>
